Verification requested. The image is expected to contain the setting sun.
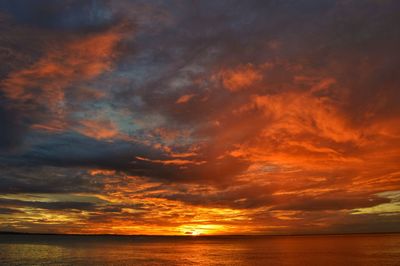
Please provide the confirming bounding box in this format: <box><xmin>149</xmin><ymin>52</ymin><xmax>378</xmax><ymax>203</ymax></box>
<box><xmin>190</xmin><ymin>231</ymin><xmax>201</xmax><ymax>236</ymax></box>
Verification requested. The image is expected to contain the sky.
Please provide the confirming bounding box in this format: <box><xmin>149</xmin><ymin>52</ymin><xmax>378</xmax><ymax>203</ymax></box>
<box><xmin>0</xmin><ymin>0</ymin><xmax>399</xmax><ymax>236</ymax></box>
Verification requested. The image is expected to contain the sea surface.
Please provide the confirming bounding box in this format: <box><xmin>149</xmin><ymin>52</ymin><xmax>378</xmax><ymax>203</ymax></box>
<box><xmin>0</xmin><ymin>234</ymin><xmax>399</xmax><ymax>265</ymax></box>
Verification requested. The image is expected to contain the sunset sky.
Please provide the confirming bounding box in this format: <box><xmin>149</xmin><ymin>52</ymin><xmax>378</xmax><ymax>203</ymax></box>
<box><xmin>0</xmin><ymin>0</ymin><xmax>399</xmax><ymax>235</ymax></box>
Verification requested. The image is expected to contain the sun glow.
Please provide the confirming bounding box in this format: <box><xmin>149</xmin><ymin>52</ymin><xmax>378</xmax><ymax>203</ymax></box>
<box><xmin>191</xmin><ymin>230</ymin><xmax>201</xmax><ymax>236</ymax></box>
<box><xmin>179</xmin><ymin>224</ymin><xmax>227</xmax><ymax>236</ymax></box>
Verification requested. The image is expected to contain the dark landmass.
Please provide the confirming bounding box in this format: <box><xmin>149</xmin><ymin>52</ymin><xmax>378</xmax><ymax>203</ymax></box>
<box><xmin>1</xmin><ymin>231</ymin><xmax>399</xmax><ymax>238</ymax></box>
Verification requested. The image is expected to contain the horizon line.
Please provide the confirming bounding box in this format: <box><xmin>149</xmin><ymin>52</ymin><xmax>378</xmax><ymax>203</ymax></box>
<box><xmin>1</xmin><ymin>231</ymin><xmax>399</xmax><ymax>237</ymax></box>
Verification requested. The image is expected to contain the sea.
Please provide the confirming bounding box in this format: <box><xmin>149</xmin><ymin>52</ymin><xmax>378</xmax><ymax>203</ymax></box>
<box><xmin>0</xmin><ymin>233</ymin><xmax>399</xmax><ymax>265</ymax></box>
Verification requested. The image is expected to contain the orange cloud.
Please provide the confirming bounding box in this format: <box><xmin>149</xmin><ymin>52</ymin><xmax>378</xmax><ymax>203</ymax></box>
<box><xmin>136</xmin><ymin>156</ymin><xmax>206</xmax><ymax>166</ymax></box>
<box><xmin>2</xmin><ymin>28</ymin><xmax>123</xmax><ymax>103</ymax></box>
<box><xmin>0</xmin><ymin>24</ymin><xmax>128</xmax><ymax>135</ymax></box>
<box><xmin>176</xmin><ymin>94</ymin><xmax>195</xmax><ymax>104</ymax></box>
<box><xmin>220</xmin><ymin>64</ymin><xmax>262</xmax><ymax>92</ymax></box>
<box><xmin>89</xmin><ymin>169</ymin><xmax>117</xmax><ymax>176</ymax></box>
<box><xmin>76</xmin><ymin>119</ymin><xmax>120</xmax><ymax>140</ymax></box>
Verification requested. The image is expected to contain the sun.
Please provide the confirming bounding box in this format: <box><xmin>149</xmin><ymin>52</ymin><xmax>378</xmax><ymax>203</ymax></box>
<box><xmin>180</xmin><ymin>224</ymin><xmax>226</xmax><ymax>236</ymax></box>
<box><xmin>191</xmin><ymin>230</ymin><xmax>201</xmax><ymax>236</ymax></box>
<box><xmin>183</xmin><ymin>230</ymin><xmax>201</xmax><ymax>236</ymax></box>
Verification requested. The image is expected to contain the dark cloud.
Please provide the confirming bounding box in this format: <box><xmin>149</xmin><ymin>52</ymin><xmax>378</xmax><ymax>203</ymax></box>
<box><xmin>0</xmin><ymin>198</ymin><xmax>97</xmax><ymax>211</ymax></box>
<box><xmin>0</xmin><ymin>0</ymin><xmax>114</xmax><ymax>31</ymax></box>
<box><xmin>156</xmin><ymin>184</ymin><xmax>275</xmax><ymax>209</ymax></box>
<box><xmin>1</xmin><ymin>131</ymin><xmax>250</xmax><ymax>186</ymax></box>
<box><xmin>0</xmin><ymin>165</ymin><xmax>103</xmax><ymax>194</ymax></box>
<box><xmin>0</xmin><ymin>207</ymin><xmax>23</xmax><ymax>215</ymax></box>
<box><xmin>270</xmin><ymin>195</ymin><xmax>390</xmax><ymax>212</ymax></box>
<box><xmin>0</xmin><ymin>104</ymin><xmax>27</xmax><ymax>150</ymax></box>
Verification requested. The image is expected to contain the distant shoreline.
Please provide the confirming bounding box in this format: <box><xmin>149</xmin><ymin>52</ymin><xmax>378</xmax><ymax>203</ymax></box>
<box><xmin>1</xmin><ymin>231</ymin><xmax>399</xmax><ymax>237</ymax></box>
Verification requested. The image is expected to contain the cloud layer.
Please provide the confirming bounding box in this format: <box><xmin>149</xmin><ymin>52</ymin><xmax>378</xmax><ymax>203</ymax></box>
<box><xmin>0</xmin><ymin>0</ymin><xmax>399</xmax><ymax>235</ymax></box>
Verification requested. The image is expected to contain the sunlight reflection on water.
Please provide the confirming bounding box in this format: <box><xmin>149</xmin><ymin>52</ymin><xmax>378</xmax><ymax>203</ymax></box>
<box><xmin>0</xmin><ymin>234</ymin><xmax>399</xmax><ymax>265</ymax></box>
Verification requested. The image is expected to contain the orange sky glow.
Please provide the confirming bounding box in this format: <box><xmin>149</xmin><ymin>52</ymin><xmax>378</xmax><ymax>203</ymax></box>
<box><xmin>0</xmin><ymin>0</ymin><xmax>399</xmax><ymax>235</ymax></box>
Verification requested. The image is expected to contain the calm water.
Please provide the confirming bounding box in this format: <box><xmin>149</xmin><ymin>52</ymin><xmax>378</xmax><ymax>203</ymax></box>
<box><xmin>0</xmin><ymin>234</ymin><xmax>399</xmax><ymax>265</ymax></box>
